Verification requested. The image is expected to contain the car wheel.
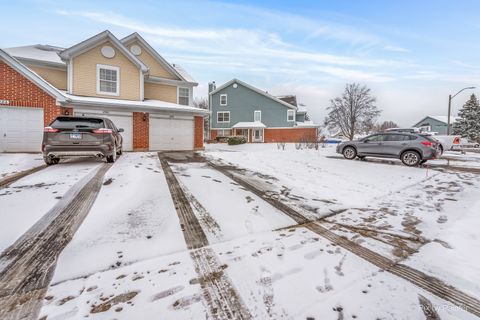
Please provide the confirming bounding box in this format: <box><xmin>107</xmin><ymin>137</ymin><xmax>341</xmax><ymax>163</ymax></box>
<box><xmin>107</xmin><ymin>145</ymin><xmax>117</xmax><ymax>163</ymax></box>
<box><xmin>437</xmin><ymin>145</ymin><xmax>444</xmax><ymax>156</ymax></box>
<box><xmin>401</xmin><ymin>151</ymin><xmax>421</xmax><ymax>166</ymax></box>
<box><xmin>44</xmin><ymin>157</ymin><xmax>59</xmax><ymax>165</ymax></box>
<box><xmin>117</xmin><ymin>147</ymin><xmax>123</xmax><ymax>156</ymax></box>
<box><xmin>342</xmin><ymin>146</ymin><xmax>357</xmax><ymax>160</ymax></box>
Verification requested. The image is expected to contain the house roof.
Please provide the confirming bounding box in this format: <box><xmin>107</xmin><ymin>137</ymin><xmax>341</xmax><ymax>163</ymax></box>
<box><xmin>277</xmin><ymin>95</ymin><xmax>297</xmax><ymax>107</ymax></box>
<box><xmin>121</xmin><ymin>32</ymin><xmax>195</xmax><ymax>84</ymax></box>
<box><xmin>415</xmin><ymin>115</ymin><xmax>458</xmax><ymax>125</ymax></box>
<box><xmin>209</xmin><ymin>79</ymin><xmax>296</xmax><ymax>110</ymax></box>
<box><xmin>0</xmin><ymin>48</ymin><xmax>67</xmax><ymax>102</ymax></box>
<box><xmin>232</xmin><ymin>121</ymin><xmax>267</xmax><ymax>129</ymax></box>
<box><xmin>61</xmin><ymin>91</ymin><xmax>209</xmax><ymax>115</ymax></box>
<box><xmin>59</xmin><ymin>30</ymin><xmax>148</xmax><ymax>72</ymax></box>
<box><xmin>2</xmin><ymin>45</ymin><xmax>66</xmax><ymax>67</ymax></box>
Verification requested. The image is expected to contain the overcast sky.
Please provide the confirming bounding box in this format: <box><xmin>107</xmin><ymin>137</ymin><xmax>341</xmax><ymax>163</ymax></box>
<box><xmin>2</xmin><ymin>0</ymin><xmax>480</xmax><ymax>126</ymax></box>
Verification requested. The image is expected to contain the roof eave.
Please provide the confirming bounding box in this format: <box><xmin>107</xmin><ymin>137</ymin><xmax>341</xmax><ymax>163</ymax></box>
<box><xmin>59</xmin><ymin>30</ymin><xmax>148</xmax><ymax>72</ymax></box>
<box><xmin>121</xmin><ymin>32</ymin><xmax>187</xmax><ymax>81</ymax></box>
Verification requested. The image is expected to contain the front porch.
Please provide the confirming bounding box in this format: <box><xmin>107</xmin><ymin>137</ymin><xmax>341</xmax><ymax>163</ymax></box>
<box><xmin>232</xmin><ymin>122</ymin><xmax>266</xmax><ymax>143</ymax></box>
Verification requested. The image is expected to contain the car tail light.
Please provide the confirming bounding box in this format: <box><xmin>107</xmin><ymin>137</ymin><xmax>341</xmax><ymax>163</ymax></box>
<box><xmin>453</xmin><ymin>137</ymin><xmax>460</xmax><ymax>144</ymax></box>
<box><xmin>421</xmin><ymin>141</ymin><xmax>433</xmax><ymax>147</ymax></box>
<box><xmin>92</xmin><ymin>128</ymin><xmax>113</xmax><ymax>134</ymax></box>
<box><xmin>44</xmin><ymin>126</ymin><xmax>59</xmax><ymax>133</ymax></box>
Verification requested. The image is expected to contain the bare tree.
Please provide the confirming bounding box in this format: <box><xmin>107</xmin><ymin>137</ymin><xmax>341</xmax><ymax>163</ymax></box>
<box><xmin>374</xmin><ymin>120</ymin><xmax>398</xmax><ymax>132</ymax></box>
<box><xmin>324</xmin><ymin>83</ymin><xmax>380</xmax><ymax>140</ymax></box>
<box><xmin>193</xmin><ymin>97</ymin><xmax>209</xmax><ymax>138</ymax></box>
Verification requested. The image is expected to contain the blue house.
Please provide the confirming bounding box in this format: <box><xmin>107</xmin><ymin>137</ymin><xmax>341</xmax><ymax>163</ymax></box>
<box><xmin>208</xmin><ymin>79</ymin><xmax>318</xmax><ymax>142</ymax></box>
<box><xmin>412</xmin><ymin>115</ymin><xmax>457</xmax><ymax>135</ymax></box>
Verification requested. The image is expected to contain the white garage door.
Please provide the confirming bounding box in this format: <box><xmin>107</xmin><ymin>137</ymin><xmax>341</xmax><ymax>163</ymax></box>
<box><xmin>149</xmin><ymin>115</ymin><xmax>194</xmax><ymax>151</ymax></box>
<box><xmin>0</xmin><ymin>107</ymin><xmax>44</xmax><ymax>152</ymax></box>
<box><xmin>74</xmin><ymin>110</ymin><xmax>133</xmax><ymax>151</ymax></box>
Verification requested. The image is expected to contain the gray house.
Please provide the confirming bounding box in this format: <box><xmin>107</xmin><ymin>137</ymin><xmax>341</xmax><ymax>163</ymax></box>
<box><xmin>412</xmin><ymin>115</ymin><xmax>457</xmax><ymax>135</ymax></box>
<box><xmin>208</xmin><ymin>79</ymin><xmax>318</xmax><ymax>142</ymax></box>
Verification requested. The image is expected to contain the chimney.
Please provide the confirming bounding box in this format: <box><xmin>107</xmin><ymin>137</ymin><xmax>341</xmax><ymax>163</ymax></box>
<box><xmin>208</xmin><ymin>81</ymin><xmax>216</xmax><ymax>93</ymax></box>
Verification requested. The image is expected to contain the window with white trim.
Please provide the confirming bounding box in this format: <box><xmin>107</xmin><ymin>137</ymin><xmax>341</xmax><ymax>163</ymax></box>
<box><xmin>217</xmin><ymin>129</ymin><xmax>231</xmax><ymax>137</ymax></box>
<box><xmin>97</xmin><ymin>65</ymin><xmax>119</xmax><ymax>96</ymax></box>
<box><xmin>220</xmin><ymin>94</ymin><xmax>228</xmax><ymax>106</ymax></box>
<box><xmin>217</xmin><ymin>111</ymin><xmax>230</xmax><ymax>123</ymax></box>
<box><xmin>254</xmin><ymin>110</ymin><xmax>261</xmax><ymax>122</ymax></box>
<box><xmin>287</xmin><ymin>109</ymin><xmax>295</xmax><ymax>122</ymax></box>
<box><xmin>179</xmin><ymin>87</ymin><xmax>190</xmax><ymax>106</ymax></box>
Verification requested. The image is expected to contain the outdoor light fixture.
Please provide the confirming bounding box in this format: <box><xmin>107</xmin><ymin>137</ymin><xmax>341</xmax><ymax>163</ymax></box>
<box><xmin>447</xmin><ymin>86</ymin><xmax>476</xmax><ymax>135</ymax></box>
<box><xmin>63</xmin><ymin>109</ymin><xmax>70</xmax><ymax>115</ymax></box>
<box><xmin>143</xmin><ymin>113</ymin><xmax>147</xmax><ymax>121</ymax></box>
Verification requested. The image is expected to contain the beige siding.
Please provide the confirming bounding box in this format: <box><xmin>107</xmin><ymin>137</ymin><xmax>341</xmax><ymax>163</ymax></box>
<box><xmin>128</xmin><ymin>40</ymin><xmax>178</xmax><ymax>80</ymax></box>
<box><xmin>28</xmin><ymin>66</ymin><xmax>67</xmax><ymax>90</ymax></box>
<box><xmin>72</xmin><ymin>40</ymin><xmax>141</xmax><ymax>100</ymax></box>
<box><xmin>144</xmin><ymin>82</ymin><xmax>177</xmax><ymax>103</ymax></box>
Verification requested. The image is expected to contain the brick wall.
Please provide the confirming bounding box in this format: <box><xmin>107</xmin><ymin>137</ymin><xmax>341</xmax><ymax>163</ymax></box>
<box><xmin>210</xmin><ymin>130</ymin><xmax>218</xmax><ymax>140</ymax></box>
<box><xmin>194</xmin><ymin>116</ymin><xmax>204</xmax><ymax>150</ymax></box>
<box><xmin>0</xmin><ymin>61</ymin><xmax>62</xmax><ymax>125</ymax></box>
<box><xmin>264</xmin><ymin>127</ymin><xmax>318</xmax><ymax>143</ymax></box>
<box><xmin>133</xmin><ymin>112</ymin><xmax>149</xmax><ymax>150</ymax></box>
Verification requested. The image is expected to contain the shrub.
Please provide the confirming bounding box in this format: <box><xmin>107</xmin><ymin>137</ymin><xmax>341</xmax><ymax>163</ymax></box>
<box><xmin>215</xmin><ymin>136</ymin><xmax>228</xmax><ymax>143</ymax></box>
<box><xmin>227</xmin><ymin>136</ymin><xmax>247</xmax><ymax>145</ymax></box>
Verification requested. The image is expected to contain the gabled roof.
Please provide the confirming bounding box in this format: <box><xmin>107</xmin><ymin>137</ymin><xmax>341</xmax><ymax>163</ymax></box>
<box><xmin>209</xmin><ymin>79</ymin><xmax>296</xmax><ymax>110</ymax></box>
<box><xmin>0</xmin><ymin>48</ymin><xmax>67</xmax><ymax>102</ymax></box>
<box><xmin>414</xmin><ymin>115</ymin><xmax>457</xmax><ymax>126</ymax></box>
<box><xmin>121</xmin><ymin>32</ymin><xmax>194</xmax><ymax>83</ymax></box>
<box><xmin>59</xmin><ymin>30</ymin><xmax>148</xmax><ymax>72</ymax></box>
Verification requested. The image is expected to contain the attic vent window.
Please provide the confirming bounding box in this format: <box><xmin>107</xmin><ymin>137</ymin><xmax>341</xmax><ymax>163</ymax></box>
<box><xmin>233</xmin><ymin>83</ymin><xmax>238</xmax><ymax>88</ymax></box>
<box><xmin>130</xmin><ymin>45</ymin><xmax>142</xmax><ymax>56</ymax></box>
<box><xmin>101</xmin><ymin>45</ymin><xmax>115</xmax><ymax>58</ymax></box>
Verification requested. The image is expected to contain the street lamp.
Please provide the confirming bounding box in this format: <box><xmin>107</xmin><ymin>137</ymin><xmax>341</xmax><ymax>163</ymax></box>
<box><xmin>447</xmin><ymin>86</ymin><xmax>476</xmax><ymax>135</ymax></box>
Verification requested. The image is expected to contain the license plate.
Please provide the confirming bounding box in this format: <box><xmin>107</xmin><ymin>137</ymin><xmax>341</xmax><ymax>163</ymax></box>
<box><xmin>70</xmin><ymin>133</ymin><xmax>82</xmax><ymax>139</ymax></box>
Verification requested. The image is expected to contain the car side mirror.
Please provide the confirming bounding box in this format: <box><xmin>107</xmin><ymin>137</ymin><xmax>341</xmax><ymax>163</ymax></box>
<box><xmin>118</xmin><ymin>128</ymin><xmax>124</xmax><ymax>133</ymax></box>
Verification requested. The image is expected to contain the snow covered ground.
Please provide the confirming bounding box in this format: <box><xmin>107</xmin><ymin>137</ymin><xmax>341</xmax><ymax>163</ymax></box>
<box><xmin>0</xmin><ymin>158</ymin><xmax>103</xmax><ymax>253</ymax></box>
<box><xmin>0</xmin><ymin>153</ymin><xmax>44</xmax><ymax>179</ymax></box>
<box><xmin>1</xmin><ymin>145</ymin><xmax>479</xmax><ymax>319</ymax></box>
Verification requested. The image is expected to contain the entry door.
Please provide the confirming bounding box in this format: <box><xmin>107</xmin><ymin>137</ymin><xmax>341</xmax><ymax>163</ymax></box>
<box><xmin>253</xmin><ymin>129</ymin><xmax>263</xmax><ymax>142</ymax></box>
<box><xmin>0</xmin><ymin>107</ymin><xmax>44</xmax><ymax>152</ymax></box>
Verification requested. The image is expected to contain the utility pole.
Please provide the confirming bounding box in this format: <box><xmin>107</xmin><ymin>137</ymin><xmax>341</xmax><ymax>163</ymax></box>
<box><xmin>447</xmin><ymin>87</ymin><xmax>475</xmax><ymax>135</ymax></box>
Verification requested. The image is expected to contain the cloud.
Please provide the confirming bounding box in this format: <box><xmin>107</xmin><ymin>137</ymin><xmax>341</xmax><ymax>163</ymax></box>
<box><xmin>383</xmin><ymin>45</ymin><xmax>410</xmax><ymax>53</ymax></box>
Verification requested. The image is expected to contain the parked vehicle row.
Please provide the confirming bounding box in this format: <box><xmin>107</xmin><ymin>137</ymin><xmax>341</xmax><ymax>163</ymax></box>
<box><xmin>42</xmin><ymin>116</ymin><xmax>124</xmax><ymax>165</ymax></box>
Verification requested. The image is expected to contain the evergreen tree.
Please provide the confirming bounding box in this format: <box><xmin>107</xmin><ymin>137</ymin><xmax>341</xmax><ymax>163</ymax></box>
<box><xmin>453</xmin><ymin>94</ymin><xmax>480</xmax><ymax>142</ymax></box>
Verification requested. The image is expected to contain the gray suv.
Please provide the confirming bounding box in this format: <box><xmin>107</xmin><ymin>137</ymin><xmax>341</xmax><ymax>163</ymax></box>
<box><xmin>42</xmin><ymin>116</ymin><xmax>124</xmax><ymax>165</ymax></box>
<box><xmin>336</xmin><ymin>132</ymin><xmax>438</xmax><ymax>166</ymax></box>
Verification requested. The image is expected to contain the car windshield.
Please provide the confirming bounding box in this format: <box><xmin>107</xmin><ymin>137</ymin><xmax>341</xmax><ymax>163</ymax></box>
<box><xmin>50</xmin><ymin>117</ymin><xmax>105</xmax><ymax>129</ymax></box>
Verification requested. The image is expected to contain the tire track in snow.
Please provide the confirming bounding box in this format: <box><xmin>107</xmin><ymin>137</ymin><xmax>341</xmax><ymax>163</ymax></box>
<box><xmin>0</xmin><ymin>163</ymin><xmax>111</xmax><ymax>320</ymax></box>
<box><xmin>0</xmin><ymin>164</ymin><xmax>46</xmax><ymax>189</ymax></box>
<box><xmin>159</xmin><ymin>155</ymin><xmax>252</xmax><ymax>320</ymax></box>
<box><xmin>207</xmin><ymin>160</ymin><xmax>480</xmax><ymax>318</ymax></box>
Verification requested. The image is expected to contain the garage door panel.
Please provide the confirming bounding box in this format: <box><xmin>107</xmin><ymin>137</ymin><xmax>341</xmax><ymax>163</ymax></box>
<box><xmin>0</xmin><ymin>107</ymin><xmax>44</xmax><ymax>152</ymax></box>
<box><xmin>149</xmin><ymin>116</ymin><xmax>194</xmax><ymax>151</ymax></box>
<box><xmin>73</xmin><ymin>111</ymin><xmax>133</xmax><ymax>151</ymax></box>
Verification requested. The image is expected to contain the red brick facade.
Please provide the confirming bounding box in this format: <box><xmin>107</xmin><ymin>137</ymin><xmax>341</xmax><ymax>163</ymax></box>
<box><xmin>0</xmin><ymin>61</ymin><xmax>64</xmax><ymax>125</ymax></box>
<box><xmin>264</xmin><ymin>127</ymin><xmax>318</xmax><ymax>143</ymax></box>
<box><xmin>133</xmin><ymin>112</ymin><xmax>149</xmax><ymax>151</ymax></box>
<box><xmin>210</xmin><ymin>129</ymin><xmax>218</xmax><ymax>140</ymax></box>
<box><xmin>194</xmin><ymin>116</ymin><xmax>204</xmax><ymax>150</ymax></box>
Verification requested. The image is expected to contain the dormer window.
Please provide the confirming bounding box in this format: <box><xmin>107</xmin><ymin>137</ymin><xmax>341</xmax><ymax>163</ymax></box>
<box><xmin>220</xmin><ymin>94</ymin><xmax>227</xmax><ymax>106</ymax></box>
<box><xmin>97</xmin><ymin>64</ymin><xmax>119</xmax><ymax>96</ymax></box>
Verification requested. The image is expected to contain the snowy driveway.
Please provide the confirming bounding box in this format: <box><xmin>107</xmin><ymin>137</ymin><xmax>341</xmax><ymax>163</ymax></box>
<box><xmin>0</xmin><ymin>147</ymin><xmax>479</xmax><ymax>319</ymax></box>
